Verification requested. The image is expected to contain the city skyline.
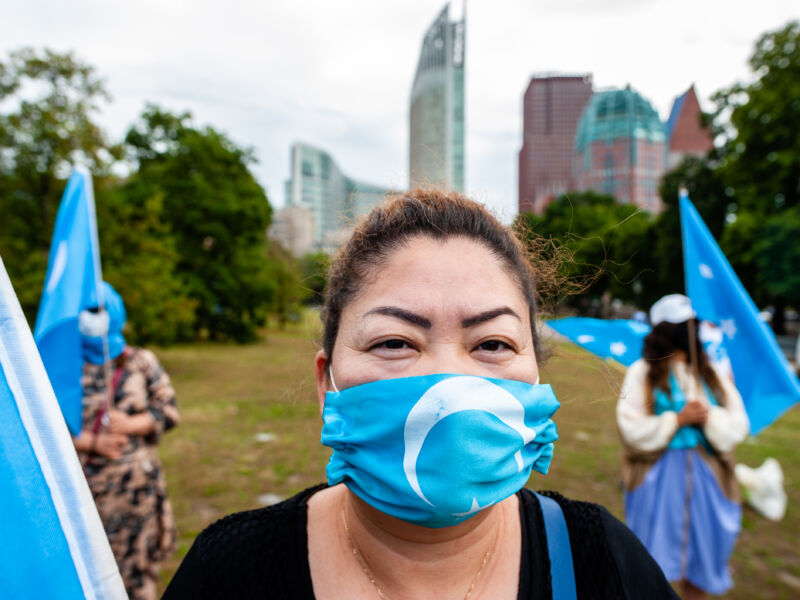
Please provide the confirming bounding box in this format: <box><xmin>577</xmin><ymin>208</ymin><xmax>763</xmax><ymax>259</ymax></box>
<box><xmin>2</xmin><ymin>0</ymin><xmax>797</xmax><ymax>221</ymax></box>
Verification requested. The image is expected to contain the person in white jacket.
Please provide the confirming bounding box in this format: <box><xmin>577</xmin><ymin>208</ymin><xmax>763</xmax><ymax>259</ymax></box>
<box><xmin>617</xmin><ymin>294</ymin><xmax>749</xmax><ymax>600</ymax></box>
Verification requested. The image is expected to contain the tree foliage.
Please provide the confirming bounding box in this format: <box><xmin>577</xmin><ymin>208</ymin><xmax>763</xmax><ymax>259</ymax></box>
<box><xmin>0</xmin><ymin>48</ymin><xmax>119</xmax><ymax>316</ymax></box>
<box><xmin>95</xmin><ymin>178</ymin><xmax>197</xmax><ymax>345</ymax></box>
<box><xmin>300</xmin><ymin>251</ymin><xmax>330</xmax><ymax>305</ymax></box>
<box><xmin>123</xmin><ymin>105</ymin><xmax>275</xmax><ymax>342</ymax></box>
<box><xmin>712</xmin><ymin>21</ymin><xmax>800</xmax><ymax>331</ymax></box>
<box><xmin>712</xmin><ymin>20</ymin><xmax>800</xmax><ymax>215</ymax></box>
<box><xmin>516</xmin><ymin>191</ymin><xmax>649</xmax><ymax>313</ymax></box>
<box><xmin>0</xmin><ymin>48</ymin><xmax>298</xmax><ymax>344</ymax></box>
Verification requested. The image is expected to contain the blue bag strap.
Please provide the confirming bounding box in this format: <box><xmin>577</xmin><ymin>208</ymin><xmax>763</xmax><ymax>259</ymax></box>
<box><xmin>534</xmin><ymin>492</ymin><xmax>577</xmax><ymax>600</ymax></box>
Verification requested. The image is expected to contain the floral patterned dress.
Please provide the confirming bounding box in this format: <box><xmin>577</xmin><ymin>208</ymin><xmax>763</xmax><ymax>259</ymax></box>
<box><xmin>80</xmin><ymin>347</ymin><xmax>179</xmax><ymax>600</ymax></box>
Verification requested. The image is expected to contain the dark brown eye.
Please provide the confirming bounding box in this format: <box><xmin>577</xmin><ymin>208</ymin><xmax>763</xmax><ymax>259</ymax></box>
<box><xmin>383</xmin><ymin>339</ymin><xmax>407</xmax><ymax>350</ymax></box>
<box><xmin>478</xmin><ymin>340</ymin><xmax>509</xmax><ymax>352</ymax></box>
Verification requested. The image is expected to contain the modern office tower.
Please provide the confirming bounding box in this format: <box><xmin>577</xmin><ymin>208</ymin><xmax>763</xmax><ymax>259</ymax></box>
<box><xmin>518</xmin><ymin>73</ymin><xmax>593</xmax><ymax>215</ymax></box>
<box><xmin>574</xmin><ymin>87</ymin><xmax>668</xmax><ymax>212</ymax></box>
<box><xmin>284</xmin><ymin>142</ymin><xmax>394</xmax><ymax>252</ymax></box>
<box><xmin>666</xmin><ymin>85</ymin><xmax>714</xmax><ymax>168</ymax></box>
<box><xmin>409</xmin><ymin>2</ymin><xmax>465</xmax><ymax>191</ymax></box>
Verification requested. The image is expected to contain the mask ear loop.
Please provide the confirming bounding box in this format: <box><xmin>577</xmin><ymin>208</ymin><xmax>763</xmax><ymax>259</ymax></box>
<box><xmin>535</xmin><ymin>375</ymin><xmax>540</xmax><ymax>385</ymax></box>
<box><xmin>328</xmin><ymin>365</ymin><xmax>340</xmax><ymax>393</ymax></box>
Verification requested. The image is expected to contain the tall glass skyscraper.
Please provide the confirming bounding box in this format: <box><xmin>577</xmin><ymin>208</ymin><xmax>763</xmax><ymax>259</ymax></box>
<box><xmin>409</xmin><ymin>2</ymin><xmax>465</xmax><ymax>192</ymax></box>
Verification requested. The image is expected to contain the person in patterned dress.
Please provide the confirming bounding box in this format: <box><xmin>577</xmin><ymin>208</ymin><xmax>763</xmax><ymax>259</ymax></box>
<box><xmin>71</xmin><ymin>282</ymin><xmax>179</xmax><ymax>600</ymax></box>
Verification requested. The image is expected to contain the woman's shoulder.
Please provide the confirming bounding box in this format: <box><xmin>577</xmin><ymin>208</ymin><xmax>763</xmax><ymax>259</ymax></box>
<box><xmin>126</xmin><ymin>346</ymin><xmax>159</xmax><ymax>368</ymax></box>
<box><xmin>189</xmin><ymin>483</ymin><xmax>324</xmax><ymax>553</ymax></box>
<box><xmin>520</xmin><ymin>488</ymin><xmax>620</xmax><ymax>564</ymax></box>
<box><xmin>519</xmin><ymin>489</ymin><xmax>678</xmax><ymax>599</ymax></box>
<box><xmin>624</xmin><ymin>358</ymin><xmax>649</xmax><ymax>380</ymax></box>
<box><xmin>162</xmin><ymin>484</ymin><xmax>325</xmax><ymax>599</ymax></box>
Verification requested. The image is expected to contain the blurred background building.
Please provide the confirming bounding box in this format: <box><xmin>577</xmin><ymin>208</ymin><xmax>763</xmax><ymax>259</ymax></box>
<box><xmin>267</xmin><ymin>205</ymin><xmax>314</xmax><ymax>257</ymax></box>
<box><xmin>573</xmin><ymin>87</ymin><xmax>667</xmax><ymax>212</ymax></box>
<box><xmin>282</xmin><ymin>142</ymin><xmax>394</xmax><ymax>253</ymax></box>
<box><xmin>409</xmin><ymin>2</ymin><xmax>465</xmax><ymax>192</ymax></box>
<box><xmin>518</xmin><ymin>73</ymin><xmax>593</xmax><ymax>215</ymax></box>
<box><xmin>666</xmin><ymin>84</ymin><xmax>714</xmax><ymax>168</ymax></box>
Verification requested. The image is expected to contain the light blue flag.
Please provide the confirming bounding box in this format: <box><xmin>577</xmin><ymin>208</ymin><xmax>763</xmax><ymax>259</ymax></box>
<box><xmin>680</xmin><ymin>193</ymin><xmax>800</xmax><ymax>434</ymax></box>
<box><xmin>0</xmin><ymin>257</ymin><xmax>126</xmax><ymax>598</ymax></box>
<box><xmin>34</xmin><ymin>167</ymin><xmax>103</xmax><ymax>435</ymax></box>
<box><xmin>547</xmin><ymin>317</ymin><xmax>651</xmax><ymax>367</ymax></box>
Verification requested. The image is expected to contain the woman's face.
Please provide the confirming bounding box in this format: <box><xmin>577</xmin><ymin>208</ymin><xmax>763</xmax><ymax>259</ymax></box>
<box><xmin>315</xmin><ymin>235</ymin><xmax>538</xmax><ymax>402</ymax></box>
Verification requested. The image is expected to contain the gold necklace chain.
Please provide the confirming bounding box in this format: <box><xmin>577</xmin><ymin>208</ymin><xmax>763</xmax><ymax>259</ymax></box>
<box><xmin>340</xmin><ymin>507</ymin><xmax>497</xmax><ymax>600</ymax></box>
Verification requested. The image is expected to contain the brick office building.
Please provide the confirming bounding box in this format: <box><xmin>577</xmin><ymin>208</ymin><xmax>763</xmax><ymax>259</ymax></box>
<box><xmin>573</xmin><ymin>87</ymin><xmax>667</xmax><ymax>212</ymax></box>
<box><xmin>518</xmin><ymin>73</ymin><xmax>593</xmax><ymax>215</ymax></box>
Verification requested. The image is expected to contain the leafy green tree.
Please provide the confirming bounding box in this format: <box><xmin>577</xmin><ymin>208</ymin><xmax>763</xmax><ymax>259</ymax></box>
<box><xmin>124</xmin><ymin>105</ymin><xmax>274</xmax><ymax>342</ymax></box>
<box><xmin>95</xmin><ymin>178</ymin><xmax>197</xmax><ymax>345</ymax></box>
<box><xmin>633</xmin><ymin>155</ymin><xmax>732</xmax><ymax>307</ymax></box>
<box><xmin>606</xmin><ymin>210</ymin><xmax>655</xmax><ymax>307</ymax></box>
<box><xmin>718</xmin><ymin>211</ymin><xmax>763</xmax><ymax>305</ymax></box>
<box><xmin>516</xmin><ymin>191</ymin><xmax>647</xmax><ymax>313</ymax></box>
<box><xmin>265</xmin><ymin>244</ymin><xmax>304</xmax><ymax>329</ymax></box>
<box><xmin>0</xmin><ymin>48</ymin><xmax>119</xmax><ymax>318</ymax></box>
<box><xmin>661</xmin><ymin>155</ymin><xmax>729</xmax><ymax>239</ymax></box>
<box><xmin>712</xmin><ymin>20</ymin><xmax>800</xmax><ymax>215</ymax></box>
<box><xmin>755</xmin><ymin>207</ymin><xmax>800</xmax><ymax>307</ymax></box>
<box><xmin>300</xmin><ymin>251</ymin><xmax>329</xmax><ymax>305</ymax></box>
<box><xmin>708</xmin><ymin>20</ymin><xmax>800</xmax><ymax>332</ymax></box>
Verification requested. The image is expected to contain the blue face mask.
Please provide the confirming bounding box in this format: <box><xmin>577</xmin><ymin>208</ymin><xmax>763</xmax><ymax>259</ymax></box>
<box><xmin>80</xmin><ymin>281</ymin><xmax>127</xmax><ymax>365</ymax></box>
<box><xmin>321</xmin><ymin>373</ymin><xmax>559</xmax><ymax>528</ymax></box>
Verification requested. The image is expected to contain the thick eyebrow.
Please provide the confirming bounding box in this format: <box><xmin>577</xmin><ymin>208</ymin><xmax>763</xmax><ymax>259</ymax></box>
<box><xmin>461</xmin><ymin>307</ymin><xmax>521</xmax><ymax>328</ymax></box>
<box><xmin>364</xmin><ymin>306</ymin><xmax>432</xmax><ymax>329</ymax></box>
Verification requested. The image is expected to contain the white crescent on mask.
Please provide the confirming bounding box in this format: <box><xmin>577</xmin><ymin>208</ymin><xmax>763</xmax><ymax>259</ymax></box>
<box><xmin>402</xmin><ymin>376</ymin><xmax>537</xmax><ymax>507</ymax></box>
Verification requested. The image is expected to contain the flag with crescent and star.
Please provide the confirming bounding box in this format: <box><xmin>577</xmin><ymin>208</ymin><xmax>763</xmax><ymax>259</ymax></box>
<box><xmin>680</xmin><ymin>192</ymin><xmax>800</xmax><ymax>434</ymax></box>
<box><xmin>0</xmin><ymin>257</ymin><xmax>126</xmax><ymax>599</ymax></box>
<box><xmin>546</xmin><ymin>317</ymin><xmax>650</xmax><ymax>367</ymax></box>
<box><xmin>33</xmin><ymin>167</ymin><xmax>104</xmax><ymax>435</ymax></box>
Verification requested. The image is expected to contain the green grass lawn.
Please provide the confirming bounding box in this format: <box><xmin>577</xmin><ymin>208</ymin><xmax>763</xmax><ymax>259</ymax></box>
<box><xmin>155</xmin><ymin>318</ymin><xmax>800</xmax><ymax>598</ymax></box>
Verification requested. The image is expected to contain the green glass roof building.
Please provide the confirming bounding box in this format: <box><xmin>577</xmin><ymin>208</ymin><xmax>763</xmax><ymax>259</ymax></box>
<box><xmin>574</xmin><ymin>87</ymin><xmax>667</xmax><ymax>211</ymax></box>
<box><xmin>409</xmin><ymin>2</ymin><xmax>465</xmax><ymax>191</ymax></box>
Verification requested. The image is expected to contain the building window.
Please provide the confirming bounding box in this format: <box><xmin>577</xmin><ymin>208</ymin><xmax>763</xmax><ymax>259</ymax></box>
<box><xmin>602</xmin><ymin>153</ymin><xmax>615</xmax><ymax>196</ymax></box>
<box><xmin>302</xmin><ymin>161</ymin><xmax>314</xmax><ymax>177</ymax></box>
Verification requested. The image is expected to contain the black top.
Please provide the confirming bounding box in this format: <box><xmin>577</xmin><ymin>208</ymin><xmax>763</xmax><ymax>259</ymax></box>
<box><xmin>163</xmin><ymin>485</ymin><xmax>678</xmax><ymax>599</ymax></box>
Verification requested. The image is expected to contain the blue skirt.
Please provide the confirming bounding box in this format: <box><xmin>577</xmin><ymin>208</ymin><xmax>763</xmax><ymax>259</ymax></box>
<box><xmin>624</xmin><ymin>448</ymin><xmax>741</xmax><ymax>594</ymax></box>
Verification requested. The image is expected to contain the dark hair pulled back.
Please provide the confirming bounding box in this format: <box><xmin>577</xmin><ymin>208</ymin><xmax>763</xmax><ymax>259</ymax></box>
<box><xmin>320</xmin><ymin>189</ymin><xmax>541</xmax><ymax>366</ymax></box>
<box><xmin>642</xmin><ymin>319</ymin><xmax>723</xmax><ymax>410</ymax></box>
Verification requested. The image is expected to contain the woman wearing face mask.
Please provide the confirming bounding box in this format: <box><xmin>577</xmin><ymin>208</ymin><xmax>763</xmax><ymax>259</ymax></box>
<box><xmin>164</xmin><ymin>191</ymin><xmax>676</xmax><ymax>599</ymax></box>
<box><xmin>617</xmin><ymin>294</ymin><xmax>749</xmax><ymax>600</ymax></box>
<box><xmin>71</xmin><ymin>282</ymin><xmax>180</xmax><ymax>600</ymax></box>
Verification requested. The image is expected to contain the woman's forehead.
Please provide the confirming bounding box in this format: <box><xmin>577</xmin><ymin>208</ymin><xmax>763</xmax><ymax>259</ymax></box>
<box><xmin>349</xmin><ymin>237</ymin><xmax>528</xmax><ymax>316</ymax></box>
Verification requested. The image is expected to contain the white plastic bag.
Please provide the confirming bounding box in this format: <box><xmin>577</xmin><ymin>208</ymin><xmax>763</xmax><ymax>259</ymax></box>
<box><xmin>735</xmin><ymin>458</ymin><xmax>787</xmax><ymax>521</ymax></box>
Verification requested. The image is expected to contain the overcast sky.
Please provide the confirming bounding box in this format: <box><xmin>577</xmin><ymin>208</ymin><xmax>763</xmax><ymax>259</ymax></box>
<box><xmin>2</xmin><ymin>0</ymin><xmax>797</xmax><ymax>220</ymax></box>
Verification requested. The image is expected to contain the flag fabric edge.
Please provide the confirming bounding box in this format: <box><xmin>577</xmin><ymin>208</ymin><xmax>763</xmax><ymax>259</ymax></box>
<box><xmin>679</xmin><ymin>193</ymin><xmax>800</xmax><ymax>434</ymax></box>
<box><xmin>0</xmin><ymin>257</ymin><xmax>126</xmax><ymax>599</ymax></box>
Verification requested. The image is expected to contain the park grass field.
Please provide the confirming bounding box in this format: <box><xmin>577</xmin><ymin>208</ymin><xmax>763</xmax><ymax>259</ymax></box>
<box><xmin>155</xmin><ymin>316</ymin><xmax>800</xmax><ymax>598</ymax></box>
